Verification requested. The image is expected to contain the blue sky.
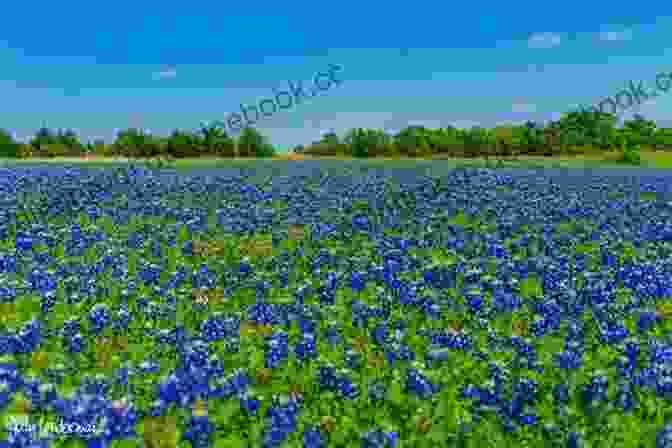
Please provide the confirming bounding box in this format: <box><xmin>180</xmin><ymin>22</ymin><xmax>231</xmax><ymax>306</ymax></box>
<box><xmin>1</xmin><ymin>3</ymin><xmax>671</xmax><ymax>152</ymax></box>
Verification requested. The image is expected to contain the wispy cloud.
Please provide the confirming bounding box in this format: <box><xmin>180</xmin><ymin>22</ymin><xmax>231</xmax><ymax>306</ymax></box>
<box><xmin>152</xmin><ymin>67</ymin><xmax>177</xmax><ymax>80</ymax></box>
<box><xmin>527</xmin><ymin>32</ymin><xmax>562</xmax><ymax>49</ymax></box>
<box><xmin>598</xmin><ymin>29</ymin><xmax>633</xmax><ymax>42</ymax></box>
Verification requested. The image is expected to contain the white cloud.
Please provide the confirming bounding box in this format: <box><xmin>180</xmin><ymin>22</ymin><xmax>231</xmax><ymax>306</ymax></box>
<box><xmin>511</xmin><ymin>103</ymin><xmax>537</xmax><ymax>113</ymax></box>
<box><xmin>152</xmin><ymin>68</ymin><xmax>177</xmax><ymax>80</ymax></box>
<box><xmin>598</xmin><ymin>29</ymin><xmax>633</xmax><ymax>42</ymax></box>
<box><xmin>528</xmin><ymin>32</ymin><xmax>562</xmax><ymax>49</ymax></box>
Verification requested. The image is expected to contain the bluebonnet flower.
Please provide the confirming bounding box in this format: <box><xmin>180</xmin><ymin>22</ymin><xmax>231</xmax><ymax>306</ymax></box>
<box><xmin>200</xmin><ymin>313</ymin><xmax>240</xmax><ymax>342</ymax></box>
<box><xmin>324</xmin><ymin>326</ymin><xmax>342</xmax><ymax>347</ymax></box>
<box><xmin>294</xmin><ymin>333</ymin><xmax>318</xmax><ymax>362</ymax></box>
<box><xmin>361</xmin><ymin>429</ymin><xmax>396</xmax><ymax>448</ymax></box>
<box><xmin>405</xmin><ymin>368</ymin><xmax>440</xmax><ymax>398</ymax></box>
<box><xmin>351</xmin><ymin>271</ymin><xmax>366</xmax><ymax>292</ymax></box>
<box><xmin>658</xmin><ymin>423</ymin><xmax>672</xmax><ymax>448</ymax></box>
<box><xmin>263</xmin><ymin>396</ymin><xmax>302</xmax><ymax>448</ymax></box>
<box><xmin>240</xmin><ymin>393</ymin><xmax>261</xmax><ymax>416</ymax></box>
<box><xmin>553</xmin><ymin>383</ymin><xmax>570</xmax><ymax>405</ymax></box>
<box><xmin>15</xmin><ymin>232</ymin><xmax>34</xmax><ymax>251</ymax></box>
<box><xmin>303</xmin><ymin>425</ymin><xmax>326</xmax><ymax>448</ymax></box>
<box><xmin>266</xmin><ymin>331</ymin><xmax>290</xmax><ymax>369</ymax></box>
<box><xmin>556</xmin><ymin>349</ymin><xmax>583</xmax><ymax>370</ymax></box>
<box><xmin>88</xmin><ymin>303</ymin><xmax>111</xmax><ymax>334</ymax></box>
<box><xmin>582</xmin><ymin>372</ymin><xmax>609</xmax><ymax>408</ymax></box>
<box><xmin>184</xmin><ymin>415</ymin><xmax>216</xmax><ymax>448</ymax></box>
<box><xmin>567</xmin><ymin>431</ymin><xmax>584</xmax><ymax>448</ymax></box>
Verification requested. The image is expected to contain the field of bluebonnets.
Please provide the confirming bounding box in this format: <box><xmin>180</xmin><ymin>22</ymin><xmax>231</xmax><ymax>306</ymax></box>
<box><xmin>2</xmin><ymin>160</ymin><xmax>672</xmax><ymax>448</ymax></box>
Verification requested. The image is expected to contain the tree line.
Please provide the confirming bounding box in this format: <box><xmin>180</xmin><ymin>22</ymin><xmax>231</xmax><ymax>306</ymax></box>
<box><xmin>0</xmin><ymin>125</ymin><xmax>275</xmax><ymax>159</ymax></box>
<box><xmin>295</xmin><ymin>112</ymin><xmax>672</xmax><ymax>158</ymax></box>
<box><xmin>0</xmin><ymin>110</ymin><xmax>670</xmax><ymax>159</ymax></box>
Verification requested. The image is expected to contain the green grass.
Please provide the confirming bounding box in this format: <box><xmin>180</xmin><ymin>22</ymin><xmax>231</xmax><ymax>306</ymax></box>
<box><xmin>3</xmin><ymin>151</ymin><xmax>672</xmax><ymax>170</ymax></box>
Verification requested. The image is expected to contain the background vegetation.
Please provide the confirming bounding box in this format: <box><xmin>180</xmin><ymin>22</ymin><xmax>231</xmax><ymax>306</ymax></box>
<box><xmin>294</xmin><ymin>112</ymin><xmax>672</xmax><ymax>162</ymax></box>
<box><xmin>1</xmin><ymin>111</ymin><xmax>671</xmax><ymax>163</ymax></box>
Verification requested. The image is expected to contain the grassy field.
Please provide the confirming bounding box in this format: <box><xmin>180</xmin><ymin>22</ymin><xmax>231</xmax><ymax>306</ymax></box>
<box><xmin>2</xmin><ymin>150</ymin><xmax>672</xmax><ymax>170</ymax></box>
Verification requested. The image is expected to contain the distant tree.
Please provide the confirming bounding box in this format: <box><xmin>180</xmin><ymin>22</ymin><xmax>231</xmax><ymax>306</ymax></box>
<box><xmin>255</xmin><ymin>142</ymin><xmax>276</xmax><ymax>158</ymax></box>
<box><xmin>0</xmin><ymin>129</ymin><xmax>19</xmax><ymax>158</ymax></box>
<box><xmin>343</xmin><ymin>128</ymin><xmax>369</xmax><ymax>158</ymax></box>
<box><xmin>462</xmin><ymin>126</ymin><xmax>490</xmax><ymax>158</ymax></box>
<box><xmin>427</xmin><ymin>127</ymin><xmax>462</xmax><ymax>155</ymax></box>
<box><xmin>320</xmin><ymin>131</ymin><xmax>340</xmax><ymax>146</ymax></box>
<box><xmin>30</xmin><ymin>127</ymin><xmax>58</xmax><ymax>156</ymax></box>
<box><xmin>490</xmin><ymin>126</ymin><xmax>525</xmax><ymax>158</ymax></box>
<box><xmin>393</xmin><ymin>126</ymin><xmax>431</xmax><ymax>157</ymax></box>
<box><xmin>623</xmin><ymin>114</ymin><xmax>657</xmax><ymax>147</ymax></box>
<box><xmin>653</xmin><ymin>127</ymin><xmax>672</xmax><ymax>150</ymax></box>
<box><xmin>199</xmin><ymin>124</ymin><xmax>235</xmax><ymax>157</ymax></box>
<box><xmin>113</xmin><ymin>128</ymin><xmax>162</xmax><ymax>158</ymax></box>
<box><xmin>519</xmin><ymin>121</ymin><xmax>544</xmax><ymax>155</ymax></box>
<box><xmin>56</xmin><ymin>129</ymin><xmax>85</xmax><ymax>156</ymax></box>
<box><xmin>164</xmin><ymin>129</ymin><xmax>202</xmax><ymax>158</ymax></box>
<box><xmin>558</xmin><ymin>110</ymin><xmax>617</xmax><ymax>150</ymax></box>
<box><xmin>237</xmin><ymin>127</ymin><xmax>267</xmax><ymax>158</ymax></box>
<box><xmin>369</xmin><ymin>129</ymin><xmax>392</xmax><ymax>157</ymax></box>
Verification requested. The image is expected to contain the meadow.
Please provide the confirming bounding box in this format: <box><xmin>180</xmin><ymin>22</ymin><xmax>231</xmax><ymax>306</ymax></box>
<box><xmin>0</xmin><ymin>160</ymin><xmax>672</xmax><ymax>448</ymax></box>
<box><xmin>4</xmin><ymin>147</ymin><xmax>672</xmax><ymax>169</ymax></box>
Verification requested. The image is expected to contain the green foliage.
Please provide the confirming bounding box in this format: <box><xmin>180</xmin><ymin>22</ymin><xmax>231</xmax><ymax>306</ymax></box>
<box><xmin>27</xmin><ymin>127</ymin><xmax>85</xmax><ymax>157</ymax></box>
<box><xmin>4</xmin><ymin>110</ymin><xmax>672</xmax><ymax>161</ymax></box>
<box><xmin>200</xmin><ymin>122</ymin><xmax>236</xmax><ymax>157</ymax></box>
<box><xmin>237</xmin><ymin>127</ymin><xmax>275</xmax><ymax>158</ymax></box>
<box><xmin>615</xmin><ymin>135</ymin><xmax>642</xmax><ymax>165</ymax></box>
<box><xmin>0</xmin><ymin>128</ymin><xmax>20</xmax><ymax>158</ymax></box>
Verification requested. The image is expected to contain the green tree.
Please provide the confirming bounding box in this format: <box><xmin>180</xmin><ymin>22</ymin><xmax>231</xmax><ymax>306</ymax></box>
<box><xmin>428</xmin><ymin>127</ymin><xmax>462</xmax><ymax>156</ymax></box>
<box><xmin>163</xmin><ymin>129</ymin><xmax>202</xmax><ymax>158</ymax></box>
<box><xmin>30</xmin><ymin>127</ymin><xmax>58</xmax><ymax>157</ymax></box>
<box><xmin>56</xmin><ymin>129</ymin><xmax>85</xmax><ymax>156</ymax></box>
<box><xmin>237</xmin><ymin>127</ymin><xmax>267</xmax><ymax>158</ymax></box>
<box><xmin>0</xmin><ymin>129</ymin><xmax>19</xmax><ymax>158</ymax></box>
<box><xmin>490</xmin><ymin>126</ymin><xmax>526</xmax><ymax>158</ymax></box>
<box><xmin>559</xmin><ymin>110</ymin><xmax>617</xmax><ymax>149</ymax></box>
<box><xmin>320</xmin><ymin>131</ymin><xmax>340</xmax><ymax>147</ymax></box>
<box><xmin>364</xmin><ymin>129</ymin><xmax>390</xmax><ymax>158</ymax></box>
<box><xmin>343</xmin><ymin>128</ymin><xmax>388</xmax><ymax>158</ymax></box>
<box><xmin>519</xmin><ymin>121</ymin><xmax>545</xmax><ymax>155</ymax></box>
<box><xmin>462</xmin><ymin>126</ymin><xmax>490</xmax><ymax>158</ymax></box>
<box><xmin>653</xmin><ymin>127</ymin><xmax>672</xmax><ymax>150</ymax></box>
<box><xmin>113</xmin><ymin>128</ymin><xmax>162</xmax><ymax>158</ymax></box>
<box><xmin>255</xmin><ymin>142</ymin><xmax>276</xmax><ymax>158</ymax></box>
<box><xmin>393</xmin><ymin>126</ymin><xmax>431</xmax><ymax>157</ymax></box>
<box><xmin>623</xmin><ymin>114</ymin><xmax>657</xmax><ymax>148</ymax></box>
<box><xmin>199</xmin><ymin>123</ymin><xmax>235</xmax><ymax>157</ymax></box>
